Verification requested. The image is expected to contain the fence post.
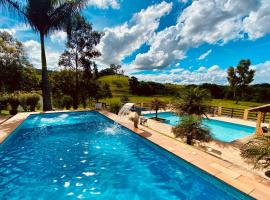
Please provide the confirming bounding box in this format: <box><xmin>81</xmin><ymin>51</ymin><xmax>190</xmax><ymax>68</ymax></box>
<box><xmin>243</xmin><ymin>109</ymin><xmax>249</xmax><ymax>120</ymax></box>
<box><xmin>231</xmin><ymin>108</ymin><xmax>234</xmax><ymax>118</ymax></box>
<box><xmin>217</xmin><ymin>106</ymin><xmax>222</xmax><ymax>116</ymax></box>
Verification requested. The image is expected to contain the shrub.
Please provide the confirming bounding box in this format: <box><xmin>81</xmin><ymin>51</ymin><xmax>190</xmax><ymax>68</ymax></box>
<box><xmin>53</xmin><ymin>97</ymin><xmax>64</xmax><ymax>109</ymax></box>
<box><xmin>173</xmin><ymin>115</ymin><xmax>211</xmax><ymax>145</ymax></box>
<box><xmin>241</xmin><ymin>135</ymin><xmax>270</xmax><ymax>170</ymax></box>
<box><xmin>0</xmin><ymin>94</ymin><xmax>8</xmax><ymax>113</ymax></box>
<box><xmin>26</xmin><ymin>93</ymin><xmax>40</xmax><ymax>111</ymax></box>
<box><xmin>19</xmin><ymin>93</ymin><xmax>29</xmax><ymax>111</ymax></box>
<box><xmin>18</xmin><ymin>93</ymin><xmax>40</xmax><ymax>112</ymax></box>
<box><xmin>109</xmin><ymin>102</ymin><xmax>121</xmax><ymax>114</ymax></box>
<box><xmin>62</xmin><ymin>95</ymin><xmax>73</xmax><ymax>110</ymax></box>
<box><xmin>120</xmin><ymin>96</ymin><xmax>130</xmax><ymax>103</ymax></box>
<box><xmin>8</xmin><ymin>93</ymin><xmax>20</xmax><ymax>115</ymax></box>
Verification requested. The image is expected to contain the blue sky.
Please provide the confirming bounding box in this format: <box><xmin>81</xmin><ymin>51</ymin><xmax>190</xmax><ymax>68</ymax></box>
<box><xmin>1</xmin><ymin>0</ymin><xmax>270</xmax><ymax>85</ymax></box>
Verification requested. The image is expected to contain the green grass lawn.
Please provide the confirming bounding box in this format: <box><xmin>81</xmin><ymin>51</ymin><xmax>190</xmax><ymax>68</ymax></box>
<box><xmin>0</xmin><ymin>110</ymin><xmax>10</xmax><ymax>116</ymax></box>
<box><xmin>209</xmin><ymin>99</ymin><xmax>264</xmax><ymax>109</ymax></box>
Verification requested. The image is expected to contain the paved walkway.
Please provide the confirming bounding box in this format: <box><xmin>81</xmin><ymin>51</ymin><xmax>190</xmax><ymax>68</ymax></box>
<box><xmin>0</xmin><ymin>113</ymin><xmax>31</xmax><ymax>143</ymax></box>
<box><xmin>1</xmin><ymin>110</ymin><xmax>270</xmax><ymax>199</ymax></box>
<box><xmin>140</xmin><ymin>113</ymin><xmax>270</xmax><ymax>178</ymax></box>
<box><xmin>0</xmin><ymin>115</ymin><xmax>11</xmax><ymax>125</ymax></box>
<box><xmin>100</xmin><ymin>110</ymin><xmax>270</xmax><ymax>200</ymax></box>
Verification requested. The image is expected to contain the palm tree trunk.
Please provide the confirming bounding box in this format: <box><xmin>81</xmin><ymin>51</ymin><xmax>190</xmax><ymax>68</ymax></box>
<box><xmin>40</xmin><ymin>32</ymin><xmax>52</xmax><ymax>111</ymax></box>
<box><xmin>74</xmin><ymin>53</ymin><xmax>79</xmax><ymax>109</ymax></box>
<box><xmin>186</xmin><ymin>134</ymin><xmax>192</xmax><ymax>145</ymax></box>
<box><xmin>155</xmin><ymin>109</ymin><xmax>158</xmax><ymax>120</ymax></box>
<box><xmin>233</xmin><ymin>87</ymin><xmax>236</xmax><ymax>100</ymax></box>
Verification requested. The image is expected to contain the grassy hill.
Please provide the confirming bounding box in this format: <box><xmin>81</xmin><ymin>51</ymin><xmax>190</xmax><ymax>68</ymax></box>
<box><xmin>98</xmin><ymin>75</ymin><xmax>174</xmax><ymax>104</ymax></box>
<box><xmin>98</xmin><ymin>75</ymin><xmax>130</xmax><ymax>97</ymax></box>
<box><xmin>98</xmin><ymin>75</ymin><xmax>264</xmax><ymax>109</ymax></box>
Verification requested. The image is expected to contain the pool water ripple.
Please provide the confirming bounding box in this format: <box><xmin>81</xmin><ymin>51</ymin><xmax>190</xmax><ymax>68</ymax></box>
<box><xmin>0</xmin><ymin>111</ymin><xmax>253</xmax><ymax>199</ymax></box>
<box><xmin>144</xmin><ymin>112</ymin><xmax>255</xmax><ymax>142</ymax></box>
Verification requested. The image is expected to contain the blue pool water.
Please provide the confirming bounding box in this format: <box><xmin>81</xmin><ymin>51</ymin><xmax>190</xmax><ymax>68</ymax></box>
<box><xmin>144</xmin><ymin>112</ymin><xmax>255</xmax><ymax>142</ymax></box>
<box><xmin>0</xmin><ymin>111</ymin><xmax>253</xmax><ymax>199</ymax></box>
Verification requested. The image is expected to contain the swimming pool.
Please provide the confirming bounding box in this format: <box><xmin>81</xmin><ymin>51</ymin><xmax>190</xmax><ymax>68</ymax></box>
<box><xmin>0</xmin><ymin>111</ymin><xmax>253</xmax><ymax>199</ymax></box>
<box><xmin>143</xmin><ymin>112</ymin><xmax>255</xmax><ymax>142</ymax></box>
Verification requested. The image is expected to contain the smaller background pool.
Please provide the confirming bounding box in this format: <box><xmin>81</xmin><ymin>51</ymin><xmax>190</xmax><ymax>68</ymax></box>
<box><xmin>143</xmin><ymin>112</ymin><xmax>255</xmax><ymax>142</ymax></box>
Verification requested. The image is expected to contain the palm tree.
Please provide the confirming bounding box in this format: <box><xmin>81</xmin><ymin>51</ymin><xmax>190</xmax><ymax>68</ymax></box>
<box><xmin>0</xmin><ymin>0</ymin><xmax>87</xmax><ymax>111</ymax></box>
<box><xmin>172</xmin><ymin>87</ymin><xmax>212</xmax><ymax>145</ymax></box>
<box><xmin>150</xmin><ymin>98</ymin><xmax>166</xmax><ymax>120</ymax></box>
<box><xmin>241</xmin><ymin>135</ymin><xmax>270</xmax><ymax>169</ymax></box>
<box><xmin>173</xmin><ymin>115</ymin><xmax>211</xmax><ymax>145</ymax></box>
<box><xmin>173</xmin><ymin>87</ymin><xmax>211</xmax><ymax>117</ymax></box>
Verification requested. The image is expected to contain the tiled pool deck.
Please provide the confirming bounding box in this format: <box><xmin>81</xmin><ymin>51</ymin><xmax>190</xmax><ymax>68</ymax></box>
<box><xmin>1</xmin><ymin>110</ymin><xmax>270</xmax><ymax>199</ymax></box>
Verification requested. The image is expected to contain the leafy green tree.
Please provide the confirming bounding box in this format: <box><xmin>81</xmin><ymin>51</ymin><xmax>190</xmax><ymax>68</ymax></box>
<box><xmin>99</xmin><ymin>64</ymin><xmax>123</xmax><ymax>77</ymax></box>
<box><xmin>173</xmin><ymin>87</ymin><xmax>211</xmax><ymax>117</ymax></box>
<box><xmin>129</xmin><ymin>76</ymin><xmax>139</xmax><ymax>94</ymax></box>
<box><xmin>0</xmin><ymin>31</ymin><xmax>39</xmax><ymax>92</ymax></box>
<box><xmin>0</xmin><ymin>0</ymin><xmax>87</xmax><ymax>111</ymax></box>
<box><xmin>150</xmin><ymin>98</ymin><xmax>166</xmax><ymax>120</ymax></box>
<box><xmin>227</xmin><ymin>60</ymin><xmax>255</xmax><ymax>103</ymax></box>
<box><xmin>51</xmin><ymin>69</ymin><xmax>76</xmax><ymax>107</ymax></box>
<box><xmin>59</xmin><ymin>15</ymin><xmax>102</xmax><ymax>109</ymax></box>
<box><xmin>241</xmin><ymin>136</ymin><xmax>270</xmax><ymax>170</ymax></box>
<box><xmin>173</xmin><ymin>115</ymin><xmax>211</xmax><ymax>145</ymax></box>
<box><xmin>93</xmin><ymin>82</ymin><xmax>112</xmax><ymax>103</ymax></box>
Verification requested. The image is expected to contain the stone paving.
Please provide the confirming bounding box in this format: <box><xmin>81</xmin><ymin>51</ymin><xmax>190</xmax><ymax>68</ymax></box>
<box><xmin>1</xmin><ymin>110</ymin><xmax>270</xmax><ymax>199</ymax></box>
<box><xmin>0</xmin><ymin>113</ymin><xmax>32</xmax><ymax>143</ymax></box>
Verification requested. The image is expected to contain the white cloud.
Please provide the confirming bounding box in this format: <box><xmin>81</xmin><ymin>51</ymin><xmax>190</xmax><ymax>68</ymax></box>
<box><xmin>208</xmin><ymin>65</ymin><xmax>219</xmax><ymax>72</ymax></box>
<box><xmin>170</xmin><ymin>68</ymin><xmax>184</xmax><ymax>73</ymax></box>
<box><xmin>132</xmin><ymin>61</ymin><xmax>270</xmax><ymax>85</ymax></box>
<box><xmin>0</xmin><ymin>28</ymin><xmax>16</xmax><ymax>35</ymax></box>
<box><xmin>243</xmin><ymin>0</ymin><xmax>270</xmax><ymax>39</ymax></box>
<box><xmin>0</xmin><ymin>24</ymin><xmax>30</xmax><ymax>35</ymax></box>
<box><xmin>23</xmin><ymin>40</ymin><xmax>61</xmax><ymax>70</ymax></box>
<box><xmin>198</xmin><ymin>49</ymin><xmax>212</xmax><ymax>60</ymax></box>
<box><xmin>131</xmin><ymin>0</ymin><xmax>270</xmax><ymax>70</ymax></box>
<box><xmin>197</xmin><ymin>66</ymin><xmax>206</xmax><ymax>72</ymax></box>
<box><xmin>87</xmin><ymin>0</ymin><xmax>120</xmax><ymax>9</ymax></box>
<box><xmin>96</xmin><ymin>1</ymin><xmax>173</xmax><ymax>65</ymax></box>
<box><xmin>178</xmin><ymin>0</ymin><xmax>189</xmax><ymax>3</ymax></box>
<box><xmin>50</xmin><ymin>31</ymin><xmax>67</xmax><ymax>43</ymax></box>
<box><xmin>133</xmin><ymin>65</ymin><xmax>227</xmax><ymax>85</ymax></box>
<box><xmin>252</xmin><ymin>61</ymin><xmax>270</xmax><ymax>83</ymax></box>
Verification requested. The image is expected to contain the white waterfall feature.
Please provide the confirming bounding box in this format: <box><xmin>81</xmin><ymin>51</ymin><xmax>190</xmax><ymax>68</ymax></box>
<box><xmin>104</xmin><ymin>103</ymin><xmax>135</xmax><ymax>135</ymax></box>
<box><xmin>118</xmin><ymin>103</ymin><xmax>135</xmax><ymax>117</ymax></box>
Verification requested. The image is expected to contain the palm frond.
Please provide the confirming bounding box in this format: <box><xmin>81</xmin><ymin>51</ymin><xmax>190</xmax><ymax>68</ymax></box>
<box><xmin>241</xmin><ymin>135</ymin><xmax>270</xmax><ymax>169</ymax></box>
<box><xmin>0</xmin><ymin>0</ymin><xmax>27</xmax><ymax>21</ymax></box>
<box><xmin>47</xmin><ymin>0</ymin><xmax>88</xmax><ymax>35</ymax></box>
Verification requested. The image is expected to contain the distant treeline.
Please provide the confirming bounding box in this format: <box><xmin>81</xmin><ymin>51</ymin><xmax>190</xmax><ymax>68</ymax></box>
<box><xmin>129</xmin><ymin>76</ymin><xmax>181</xmax><ymax>96</ymax></box>
<box><xmin>129</xmin><ymin>76</ymin><xmax>270</xmax><ymax>103</ymax></box>
<box><xmin>198</xmin><ymin>83</ymin><xmax>270</xmax><ymax>103</ymax></box>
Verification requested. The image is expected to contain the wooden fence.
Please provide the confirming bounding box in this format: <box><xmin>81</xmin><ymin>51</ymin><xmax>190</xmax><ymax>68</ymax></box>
<box><xmin>218</xmin><ymin>106</ymin><xmax>270</xmax><ymax>123</ymax></box>
<box><xmin>110</xmin><ymin>102</ymin><xmax>270</xmax><ymax>123</ymax></box>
